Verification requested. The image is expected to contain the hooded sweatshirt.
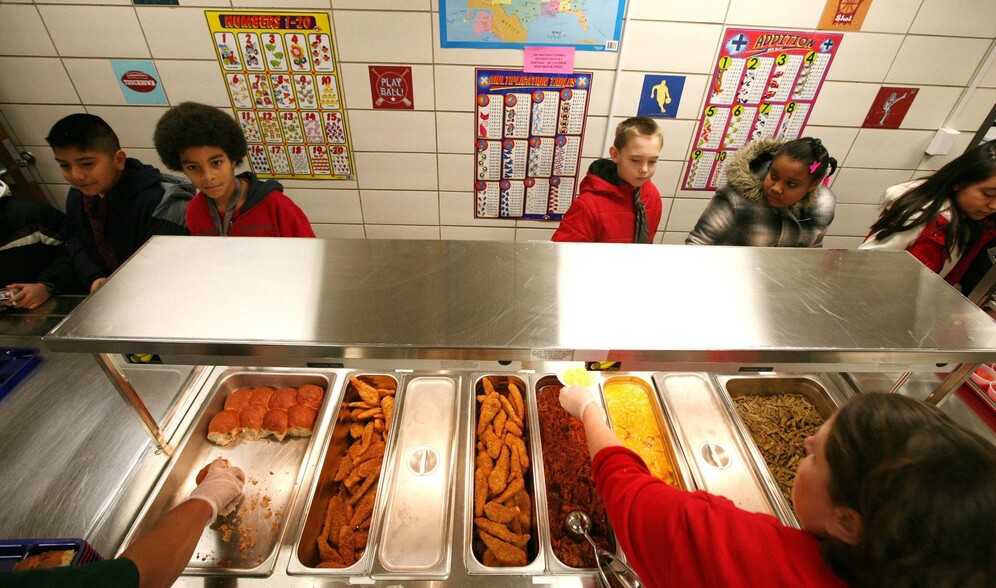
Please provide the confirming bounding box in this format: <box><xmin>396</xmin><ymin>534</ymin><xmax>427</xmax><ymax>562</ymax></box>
<box><xmin>552</xmin><ymin>158</ymin><xmax>662</xmax><ymax>243</ymax></box>
<box><xmin>65</xmin><ymin>157</ymin><xmax>193</xmax><ymax>287</ymax></box>
<box><xmin>685</xmin><ymin>138</ymin><xmax>836</xmax><ymax>247</ymax></box>
<box><xmin>184</xmin><ymin>172</ymin><xmax>315</xmax><ymax>238</ymax></box>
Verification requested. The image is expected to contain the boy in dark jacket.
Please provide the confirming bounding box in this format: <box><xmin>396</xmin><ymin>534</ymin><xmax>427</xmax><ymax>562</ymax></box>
<box><xmin>552</xmin><ymin>116</ymin><xmax>663</xmax><ymax>243</ymax></box>
<box><xmin>153</xmin><ymin>102</ymin><xmax>315</xmax><ymax>238</ymax></box>
<box><xmin>45</xmin><ymin>114</ymin><xmax>193</xmax><ymax>292</ymax></box>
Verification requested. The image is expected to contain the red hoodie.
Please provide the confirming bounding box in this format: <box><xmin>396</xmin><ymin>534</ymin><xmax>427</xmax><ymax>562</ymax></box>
<box><xmin>552</xmin><ymin>159</ymin><xmax>662</xmax><ymax>243</ymax></box>
<box><xmin>185</xmin><ymin>172</ymin><xmax>315</xmax><ymax>238</ymax></box>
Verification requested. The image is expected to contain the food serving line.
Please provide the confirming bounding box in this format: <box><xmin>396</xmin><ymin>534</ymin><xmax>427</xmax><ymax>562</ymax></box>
<box><xmin>1</xmin><ymin>237</ymin><xmax>993</xmax><ymax>586</ymax></box>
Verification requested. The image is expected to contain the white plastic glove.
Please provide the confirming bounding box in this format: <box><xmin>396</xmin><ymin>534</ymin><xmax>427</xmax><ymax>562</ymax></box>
<box><xmin>186</xmin><ymin>458</ymin><xmax>245</xmax><ymax>522</ymax></box>
<box><xmin>559</xmin><ymin>384</ymin><xmax>600</xmax><ymax>420</ymax></box>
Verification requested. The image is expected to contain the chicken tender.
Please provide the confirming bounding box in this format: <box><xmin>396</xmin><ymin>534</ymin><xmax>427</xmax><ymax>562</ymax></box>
<box><xmin>475</xmin><ymin>517</ymin><xmax>530</xmax><ymax>547</ymax></box>
<box><xmin>479</xmin><ymin>532</ymin><xmax>527</xmax><ymax>567</ymax></box>
<box><xmin>483</xmin><ymin>501</ymin><xmax>520</xmax><ymax>524</ymax></box>
<box><xmin>350</xmin><ymin>376</ymin><xmax>382</xmax><ymax>406</ymax></box>
<box><xmin>488</xmin><ymin>445</ymin><xmax>510</xmax><ymax>496</ymax></box>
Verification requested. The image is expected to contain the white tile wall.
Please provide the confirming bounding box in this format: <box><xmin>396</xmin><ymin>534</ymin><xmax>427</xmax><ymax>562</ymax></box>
<box><xmin>348</xmin><ymin>110</ymin><xmax>437</xmax><ymax>152</ymax></box>
<box><xmin>436</xmin><ymin>112</ymin><xmax>473</xmax><ymax>154</ymax></box>
<box><xmin>65</xmin><ymin>59</ymin><xmax>129</xmax><ymax>106</ymax></box>
<box><xmin>156</xmin><ymin>61</ymin><xmax>231</xmax><ymax>107</ymax></box>
<box><xmin>829</xmin><ymin>168</ymin><xmax>914</xmax><ymax>205</ymax></box>
<box><xmin>290</xmin><ymin>188</ymin><xmax>363</xmax><ymax>224</ymax></box>
<box><xmin>0</xmin><ymin>5</ymin><xmax>57</xmax><ymax>57</ymax></box>
<box><xmin>38</xmin><ymin>6</ymin><xmax>150</xmax><ymax>59</ymax></box>
<box><xmin>909</xmin><ymin>0</ymin><xmax>996</xmax><ymax>38</ymax></box>
<box><xmin>0</xmin><ymin>58</ymin><xmax>77</xmax><ymax>104</ymax></box>
<box><xmin>628</xmin><ymin>0</ymin><xmax>730</xmax><ymax>23</ymax></box>
<box><xmin>335</xmin><ymin>11</ymin><xmax>433</xmax><ymax>63</ymax></box>
<box><xmin>620</xmin><ymin>21</ymin><xmax>723</xmax><ymax>74</ymax></box>
<box><xmin>137</xmin><ymin>7</ymin><xmax>216</xmax><ymax>60</ymax></box>
<box><xmin>0</xmin><ymin>3</ymin><xmax>992</xmax><ymax>246</ymax></box>
<box><xmin>86</xmin><ymin>106</ymin><xmax>169</xmax><ymax>149</ymax></box>
<box><xmin>360</xmin><ymin>190</ymin><xmax>439</xmax><ymax>225</ymax></box>
<box><xmin>356</xmin><ymin>152</ymin><xmax>438</xmax><ymax>190</ymax></box>
<box><xmin>886</xmin><ymin>36</ymin><xmax>993</xmax><ymax>86</ymax></box>
<box><xmin>845</xmin><ymin>128</ymin><xmax>934</xmax><ymax>169</ymax></box>
<box><xmin>826</xmin><ymin>33</ymin><xmax>904</xmax><ymax>83</ymax></box>
<box><xmin>807</xmin><ymin>82</ymin><xmax>882</xmax><ymax>127</ymax></box>
<box><xmin>725</xmin><ymin>0</ymin><xmax>825</xmax><ymax>29</ymax></box>
<box><xmin>898</xmin><ymin>86</ymin><xmax>962</xmax><ymax>130</ymax></box>
<box><xmin>860</xmin><ymin>0</ymin><xmax>920</xmax><ymax>34</ymax></box>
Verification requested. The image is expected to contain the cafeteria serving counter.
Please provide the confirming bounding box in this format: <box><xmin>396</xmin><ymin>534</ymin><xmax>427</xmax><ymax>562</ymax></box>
<box><xmin>1</xmin><ymin>237</ymin><xmax>992</xmax><ymax>585</ymax></box>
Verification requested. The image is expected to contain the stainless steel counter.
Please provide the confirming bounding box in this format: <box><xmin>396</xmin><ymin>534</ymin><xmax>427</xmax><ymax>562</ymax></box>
<box><xmin>44</xmin><ymin>237</ymin><xmax>996</xmax><ymax>368</ymax></box>
<box><xmin>0</xmin><ymin>297</ymin><xmax>207</xmax><ymax>556</ymax></box>
<box><xmin>5</xmin><ymin>238</ymin><xmax>995</xmax><ymax>586</ymax></box>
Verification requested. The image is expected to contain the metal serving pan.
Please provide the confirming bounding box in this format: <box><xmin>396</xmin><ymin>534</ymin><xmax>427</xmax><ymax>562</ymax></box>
<box><xmin>289</xmin><ymin>372</ymin><xmax>401</xmax><ymax>575</ymax></box>
<box><xmin>531</xmin><ymin>374</ymin><xmax>616</xmax><ymax>574</ymax></box>
<box><xmin>653</xmin><ymin>373</ymin><xmax>775</xmax><ymax>516</ymax></box>
<box><xmin>599</xmin><ymin>374</ymin><xmax>693</xmax><ymax>491</ymax></box>
<box><xmin>465</xmin><ymin>373</ymin><xmax>545</xmax><ymax>575</ymax></box>
<box><xmin>716</xmin><ymin>374</ymin><xmax>839</xmax><ymax>526</ymax></box>
<box><xmin>375</xmin><ymin>374</ymin><xmax>460</xmax><ymax>577</ymax></box>
<box><xmin>122</xmin><ymin>368</ymin><xmax>336</xmax><ymax>576</ymax></box>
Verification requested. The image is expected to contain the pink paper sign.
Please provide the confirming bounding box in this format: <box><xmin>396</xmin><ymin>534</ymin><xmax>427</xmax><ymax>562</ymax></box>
<box><xmin>524</xmin><ymin>47</ymin><xmax>575</xmax><ymax>74</ymax></box>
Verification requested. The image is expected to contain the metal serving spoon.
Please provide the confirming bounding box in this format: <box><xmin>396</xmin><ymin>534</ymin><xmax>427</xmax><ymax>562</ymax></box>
<box><xmin>564</xmin><ymin>510</ymin><xmax>643</xmax><ymax>588</ymax></box>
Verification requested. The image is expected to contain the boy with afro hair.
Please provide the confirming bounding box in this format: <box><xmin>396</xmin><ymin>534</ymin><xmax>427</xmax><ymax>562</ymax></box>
<box><xmin>153</xmin><ymin>102</ymin><xmax>315</xmax><ymax>238</ymax></box>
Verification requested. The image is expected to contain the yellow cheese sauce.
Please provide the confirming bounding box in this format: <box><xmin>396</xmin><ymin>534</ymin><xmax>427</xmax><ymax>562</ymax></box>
<box><xmin>604</xmin><ymin>382</ymin><xmax>679</xmax><ymax>487</ymax></box>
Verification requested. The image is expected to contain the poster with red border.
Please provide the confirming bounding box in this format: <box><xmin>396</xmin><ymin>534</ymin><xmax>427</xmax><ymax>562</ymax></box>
<box><xmin>474</xmin><ymin>68</ymin><xmax>592</xmax><ymax>219</ymax></box>
<box><xmin>683</xmin><ymin>29</ymin><xmax>843</xmax><ymax>191</ymax></box>
<box><xmin>206</xmin><ymin>11</ymin><xmax>354</xmax><ymax>180</ymax></box>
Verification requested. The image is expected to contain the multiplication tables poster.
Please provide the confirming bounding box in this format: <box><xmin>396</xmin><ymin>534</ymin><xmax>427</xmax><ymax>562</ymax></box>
<box><xmin>683</xmin><ymin>29</ymin><xmax>843</xmax><ymax>191</ymax></box>
<box><xmin>475</xmin><ymin>68</ymin><xmax>592</xmax><ymax>220</ymax></box>
<box><xmin>206</xmin><ymin>11</ymin><xmax>354</xmax><ymax>180</ymax></box>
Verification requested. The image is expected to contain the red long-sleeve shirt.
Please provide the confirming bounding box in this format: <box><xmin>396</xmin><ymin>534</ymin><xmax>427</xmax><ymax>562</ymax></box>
<box><xmin>592</xmin><ymin>446</ymin><xmax>848</xmax><ymax>588</ymax></box>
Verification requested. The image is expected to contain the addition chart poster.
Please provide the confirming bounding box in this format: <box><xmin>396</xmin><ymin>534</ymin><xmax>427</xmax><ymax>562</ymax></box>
<box><xmin>683</xmin><ymin>29</ymin><xmax>843</xmax><ymax>191</ymax></box>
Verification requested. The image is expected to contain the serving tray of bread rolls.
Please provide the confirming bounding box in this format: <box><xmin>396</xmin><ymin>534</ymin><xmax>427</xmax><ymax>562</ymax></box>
<box><xmin>120</xmin><ymin>368</ymin><xmax>338</xmax><ymax>577</ymax></box>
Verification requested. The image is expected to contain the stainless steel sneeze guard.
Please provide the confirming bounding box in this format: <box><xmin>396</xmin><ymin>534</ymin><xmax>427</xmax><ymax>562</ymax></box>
<box><xmin>43</xmin><ymin>236</ymin><xmax>996</xmax><ymax>367</ymax></box>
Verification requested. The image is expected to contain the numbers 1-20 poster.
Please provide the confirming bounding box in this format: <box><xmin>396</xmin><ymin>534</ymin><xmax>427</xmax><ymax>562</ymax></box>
<box><xmin>683</xmin><ymin>29</ymin><xmax>842</xmax><ymax>191</ymax></box>
<box><xmin>206</xmin><ymin>11</ymin><xmax>354</xmax><ymax>180</ymax></box>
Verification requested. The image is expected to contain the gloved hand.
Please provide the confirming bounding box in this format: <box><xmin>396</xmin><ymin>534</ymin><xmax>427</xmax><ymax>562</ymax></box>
<box><xmin>186</xmin><ymin>458</ymin><xmax>245</xmax><ymax>522</ymax></box>
<box><xmin>559</xmin><ymin>384</ymin><xmax>600</xmax><ymax>420</ymax></box>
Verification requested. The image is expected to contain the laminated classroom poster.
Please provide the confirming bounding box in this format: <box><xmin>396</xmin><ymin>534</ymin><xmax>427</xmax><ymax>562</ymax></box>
<box><xmin>683</xmin><ymin>29</ymin><xmax>843</xmax><ymax>191</ymax></box>
<box><xmin>205</xmin><ymin>11</ymin><xmax>355</xmax><ymax>180</ymax></box>
<box><xmin>474</xmin><ymin>68</ymin><xmax>593</xmax><ymax>220</ymax></box>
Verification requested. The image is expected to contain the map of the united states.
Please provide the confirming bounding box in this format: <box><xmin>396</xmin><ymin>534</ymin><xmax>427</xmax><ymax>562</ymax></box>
<box><xmin>441</xmin><ymin>0</ymin><xmax>624</xmax><ymax>50</ymax></box>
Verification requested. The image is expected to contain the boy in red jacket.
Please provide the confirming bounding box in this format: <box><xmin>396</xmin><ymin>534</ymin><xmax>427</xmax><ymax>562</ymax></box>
<box><xmin>552</xmin><ymin>116</ymin><xmax>663</xmax><ymax>243</ymax></box>
<box><xmin>153</xmin><ymin>102</ymin><xmax>315</xmax><ymax>238</ymax></box>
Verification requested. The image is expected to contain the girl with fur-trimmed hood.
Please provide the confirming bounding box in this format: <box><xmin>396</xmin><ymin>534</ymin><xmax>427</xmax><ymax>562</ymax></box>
<box><xmin>686</xmin><ymin>137</ymin><xmax>838</xmax><ymax>247</ymax></box>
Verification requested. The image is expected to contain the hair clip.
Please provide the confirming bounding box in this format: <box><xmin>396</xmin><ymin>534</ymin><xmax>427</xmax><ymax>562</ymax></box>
<box><xmin>809</xmin><ymin>160</ymin><xmax>821</xmax><ymax>174</ymax></box>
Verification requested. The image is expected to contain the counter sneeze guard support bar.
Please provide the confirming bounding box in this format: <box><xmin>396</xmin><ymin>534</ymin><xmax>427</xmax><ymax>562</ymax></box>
<box><xmin>95</xmin><ymin>352</ymin><xmax>172</xmax><ymax>455</ymax></box>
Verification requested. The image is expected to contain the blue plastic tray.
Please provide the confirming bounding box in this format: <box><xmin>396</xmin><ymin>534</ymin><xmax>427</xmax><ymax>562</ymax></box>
<box><xmin>0</xmin><ymin>347</ymin><xmax>40</xmax><ymax>401</ymax></box>
<box><xmin>0</xmin><ymin>538</ymin><xmax>102</xmax><ymax>571</ymax></box>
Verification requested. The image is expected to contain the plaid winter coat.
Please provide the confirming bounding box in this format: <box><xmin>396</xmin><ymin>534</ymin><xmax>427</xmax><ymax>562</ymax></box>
<box><xmin>685</xmin><ymin>139</ymin><xmax>836</xmax><ymax>247</ymax></box>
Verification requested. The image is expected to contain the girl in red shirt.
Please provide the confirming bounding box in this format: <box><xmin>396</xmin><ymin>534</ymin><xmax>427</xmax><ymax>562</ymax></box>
<box><xmin>560</xmin><ymin>387</ymin><xmax>995</xmax><ymax>587</ymax></box>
